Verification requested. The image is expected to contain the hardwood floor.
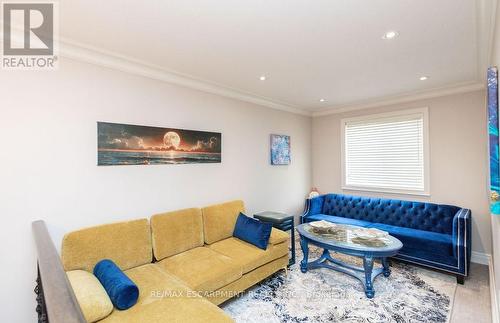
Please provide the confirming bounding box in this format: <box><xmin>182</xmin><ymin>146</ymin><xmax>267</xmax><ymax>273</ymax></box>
<box><xmin>451</xmin><ymin>263</ymin><xmax>491</xmax><ymax>323</ymax></box>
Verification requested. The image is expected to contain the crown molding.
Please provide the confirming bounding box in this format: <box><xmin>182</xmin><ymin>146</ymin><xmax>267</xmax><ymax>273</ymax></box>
<box><xmin>2</xmin><ymin>0</ymin><xmax>495</xmax><ymax>120</ymax></box>
<box><xmin>57</xmin><ymin>41</ymin><xmax>486</xmax><ymax>119</ymax></box>
<box><xmin>311</xmin><ymin>82</ymin><xmax>485</xmax><ymax>117</ymax></box>
<box><xmin>57</xmin><ymin>40</ymin><xmax>312</xmax><ymax>117</ymax></box>
<box><xmin>312</xmin><ymin>0</ymin><xmax>493</xmax><ymax>117</ymax></box>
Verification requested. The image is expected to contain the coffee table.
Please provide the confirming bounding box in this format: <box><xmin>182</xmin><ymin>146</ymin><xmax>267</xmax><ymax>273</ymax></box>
<box><xmin>297</xmin><ymin>223</ymin><xmax>403</xmax><ymax>298</ymax></box>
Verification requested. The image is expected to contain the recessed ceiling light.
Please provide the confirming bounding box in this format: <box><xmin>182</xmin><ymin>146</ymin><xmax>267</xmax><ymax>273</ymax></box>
<box><xmin>382</xmin><ymin>31</ymin><xmax>398</xmax><ymax>40</ymax></box>
<box><xmin>319</xmin><ymin>99</ymin><xmax>326</xmax><ymax>102</ymax></box>
<box><xmin>419</xmin><ymin>76</ymin><xmax>428</xmax><ymax>81</ymax></box>
<box><xmin>259</xmin><ymin>75</ymin><xmax>267</xmax><ymax>81</ymax></box>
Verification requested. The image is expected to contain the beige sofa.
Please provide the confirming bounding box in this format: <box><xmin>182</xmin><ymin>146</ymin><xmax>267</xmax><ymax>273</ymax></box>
<box><xmin>61</xmin><ymin>200</ymin><xmax>290</xmax><ymax>322</ymax></box>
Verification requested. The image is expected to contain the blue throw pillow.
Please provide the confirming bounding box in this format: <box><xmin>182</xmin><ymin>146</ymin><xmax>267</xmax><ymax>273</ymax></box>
<box><xmin>233</xmin><ymin>212</ymin><xmax>273</xmax><ymax>250</ymax></box>
<box><xmin>93</xmin><ymin>259</ymin><xmax>139</xmax><ymax>310</ymax></box>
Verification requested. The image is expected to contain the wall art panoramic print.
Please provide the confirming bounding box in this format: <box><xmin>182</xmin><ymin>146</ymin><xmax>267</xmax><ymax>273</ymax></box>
<box><xmin>488</xmin><ymin>67</ymin><xmax>500</xmax><ymax>215</ymax></box>
<box><xmin>97</xmin><ymin>122</ymin><xmax>221</xmax><ymax>166</ymax></box>
<box><xmin>270</xmin><ymin>134</ymin><xmax>290</xmax><ymax>165</ymax></box>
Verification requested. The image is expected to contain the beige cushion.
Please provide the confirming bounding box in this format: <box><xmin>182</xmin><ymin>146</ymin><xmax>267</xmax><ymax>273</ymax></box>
<box><xmin>201</xmin><ymin>200</ymin><xmax>245</xmax><ymax>244</ymax></box>
<box><xmin>269</xmin><ymin>228</ymin><xmax>289</xmax><ymax>245</ymax></box>
<box><xmin>207</xmin><ymin>256</ymin><xmax>289</xmax><ymax>305</ymax></box>
<box><xmin>61</xmin><ymin>219</ymin><xmax>152</xmax><ymax>272</ymax></box>
<box><xmin>151</xmin><ymin>208</ymin><xmax>204</xmax><ymax>261</ymax></box>
<box><xmin>99</xmin><ymin>264</ymin><xmax>233</xmax><ymax>323</ymax></box>
<box><xmin>208</xmin><ymin>237</ymin><xmax>288</xmax><ymax>274</ymax></box>
<box><xmin>67</xmin><ymin>270</ymin><xmax>113</xmax><ymax>323</ymax></box>
<box><xmin>157</xmin><ymin>247</ymin><xmax>242</xmax><ymax>293</ymax></box>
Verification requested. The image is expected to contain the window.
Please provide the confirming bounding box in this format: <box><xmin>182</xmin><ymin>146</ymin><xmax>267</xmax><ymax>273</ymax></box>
<box><xmin>341</xmin><ymin>108</ymin><xmax>429</xmax><ymax>195</ymax></box>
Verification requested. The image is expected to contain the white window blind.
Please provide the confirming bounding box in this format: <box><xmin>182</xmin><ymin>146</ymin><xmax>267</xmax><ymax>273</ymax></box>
<box><xmin>342</xmin><ymin>109</ymin><xmax>429</xmax><ymax>194</ymax></box>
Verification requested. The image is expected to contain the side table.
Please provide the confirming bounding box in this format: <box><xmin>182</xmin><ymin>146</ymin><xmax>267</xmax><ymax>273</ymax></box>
<box><xmin>254</xmin><ymin>211</ymin><xmax>295</xmax><ymax>266</ymax></box>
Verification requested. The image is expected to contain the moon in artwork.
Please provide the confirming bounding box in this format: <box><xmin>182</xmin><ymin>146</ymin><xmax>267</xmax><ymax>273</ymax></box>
<box><xmin>163</xmin><ymin>131</ymin><xmax>181</xmax><ymax>149</ymax></box>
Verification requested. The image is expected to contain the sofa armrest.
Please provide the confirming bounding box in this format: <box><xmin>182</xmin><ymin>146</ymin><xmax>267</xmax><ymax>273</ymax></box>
<box><xmin>452</xmin><ymin>208</ymin><xmax>471</xmax><ymax>261</ymax></box>
<box><xmin>300</xmin><ymin>195</ymin><xmax>325</xmax><ymax>223</ymax></box>
<box><xmin>268</xmin><ymin>228</ymin><xmax>289</xmax><ymax>245</ymax></box>
<box><xmin>300</xmin><ymin>199</ymin><xmax>312</xmax><ymax>224</ymax></box>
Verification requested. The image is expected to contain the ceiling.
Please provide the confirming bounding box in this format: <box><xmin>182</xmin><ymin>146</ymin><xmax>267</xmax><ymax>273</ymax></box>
<box><xmin>59</xmin><ymin>0</ymin><xmax>493</xmax><ymax>114</ymax></box>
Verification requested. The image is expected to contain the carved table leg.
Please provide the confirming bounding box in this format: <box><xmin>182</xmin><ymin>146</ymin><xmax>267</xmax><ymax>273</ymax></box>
<box><xmin>382</xmin><ymin>257</ymin><xmax>391</xmax><ymax>277</ymax></box>
<box><xmin>363</xmin><ymin>256</ymin><xmax>375</xmax><ymax>298</ymax></box>
<box><xmin>300</xmin><ymin>236</ymin><xmax>309</xmax><ymax>273</ymax></box>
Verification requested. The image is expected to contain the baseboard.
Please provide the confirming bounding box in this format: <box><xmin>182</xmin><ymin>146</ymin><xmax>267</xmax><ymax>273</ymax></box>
<box><xmin>490</xmin><ymin>256</ymin><xmax>499</xmax><ymax>323</ymax></box>
<box><xmin>471</xmin><ymin>251</ymin><xmax>491</xmax><ymax>265</ymax></box>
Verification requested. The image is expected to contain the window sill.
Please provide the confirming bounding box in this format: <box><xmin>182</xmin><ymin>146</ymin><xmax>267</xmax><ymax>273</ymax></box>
<box><xmin>341</xmin><ymin>186</ymin><xmax>431</xmax><ymax>197</ymax></box>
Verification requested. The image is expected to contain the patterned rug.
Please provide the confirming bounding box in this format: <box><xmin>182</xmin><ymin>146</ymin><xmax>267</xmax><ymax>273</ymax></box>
<box><xmin>221</xmin><ymin>238</ymin><xmax>456</xmax><ymax>323</ymax></box>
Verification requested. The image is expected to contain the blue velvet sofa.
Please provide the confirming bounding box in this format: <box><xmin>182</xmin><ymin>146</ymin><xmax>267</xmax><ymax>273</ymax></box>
<box><xmin>301</xmin><ymin>193</ymin><xmax>471</xmax><ymax>283</ymax></box>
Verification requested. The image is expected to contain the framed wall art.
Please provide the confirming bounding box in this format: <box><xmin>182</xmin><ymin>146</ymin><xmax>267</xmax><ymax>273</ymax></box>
<box><xmin>97</xmin><ymin>122</ymin><xmax>221</xmax><ymax>166</ymax></box>
<box><xmin>270</xmin><ymin>134</ymin><xmax>290</xmax><ymax>165</ymax></box>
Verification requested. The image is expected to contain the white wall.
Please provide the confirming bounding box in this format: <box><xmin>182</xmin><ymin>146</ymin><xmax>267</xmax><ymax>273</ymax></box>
<box><xmin>0</xmin><ymin>58</ymin><xmax>312</xmax><ymax>322</ymax></box>
<box><xmin>312</xmin><ymin>90</ymin><xmax>491</xmax><ymax>256</ymax></box>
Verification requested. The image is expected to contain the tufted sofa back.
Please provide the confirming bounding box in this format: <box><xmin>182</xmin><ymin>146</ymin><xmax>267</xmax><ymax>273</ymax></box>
<box><xmin>321</xmin><ymin>194</ymin><xmax>459</xmax><ymax>234</ymax></box>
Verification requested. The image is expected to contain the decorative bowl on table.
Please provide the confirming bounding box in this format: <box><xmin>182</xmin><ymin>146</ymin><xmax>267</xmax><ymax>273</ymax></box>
<box><xmin>309</xmin><ymin>220</ymin><xmax>337</xmax><ymax>234</ymax></box>
<box><xmin>352</xmin><ymin>228</ymin><xmax>388</xmax><ymax>239</ymax></box>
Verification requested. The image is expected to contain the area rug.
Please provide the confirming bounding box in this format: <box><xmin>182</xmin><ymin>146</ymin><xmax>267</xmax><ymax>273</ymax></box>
<box><xmin>221</xmin><ymin>239</ymin><xmax>457</xmax><ymax>323</ymax></box>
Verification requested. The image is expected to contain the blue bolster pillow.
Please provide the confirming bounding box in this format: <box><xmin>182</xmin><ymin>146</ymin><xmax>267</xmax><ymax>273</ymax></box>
<box><xmin>233</xmin><ymin>212</ymin><xmax>273</xmax><ymax>250</ymax></box>
<box><xmin>93</xmin><ymin>259</ymin><xmax>139</xmax><ymax>310</ymax></box>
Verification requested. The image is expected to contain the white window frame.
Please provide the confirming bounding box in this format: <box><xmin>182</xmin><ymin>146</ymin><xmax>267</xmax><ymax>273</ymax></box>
<box><xmin>341</xmin><ymin>107</ymin><xmax>430</xmax><ymax>196</ymax></box>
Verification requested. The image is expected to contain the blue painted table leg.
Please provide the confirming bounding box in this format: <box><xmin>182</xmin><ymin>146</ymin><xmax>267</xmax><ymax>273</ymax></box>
<box><xmin>300</xmin><ymin>236</ymin><xmax>309</xmax><ymax>273</ymax></box>
<box><xmin>382</xmin><ymin>257</ymin><xmax>391</xmax><ymax>277</ymax></box>
<box><xmin>363</xmin><ymin>256</ymin><xmax>375</xmax><ymax>298</ymax></box>
<box><xmin>318</xmin><ymin>248</ymin><xmax>330</xmax><ymax>263</ymax></box>
<box><xmin>297</xmin><ymin>232</ymin><xmax>396</xmax><ymax>298</ymax></box>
